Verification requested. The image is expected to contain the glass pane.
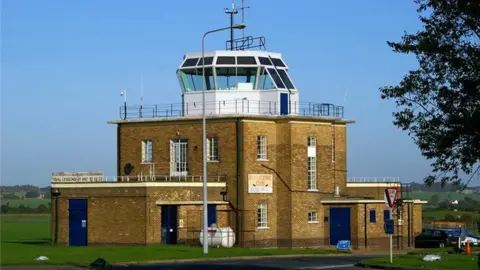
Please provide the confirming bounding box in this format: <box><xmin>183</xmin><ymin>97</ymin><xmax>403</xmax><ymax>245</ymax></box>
<box><xmin>216</xmin><ymin>67</ymin><xmax>257</xmax><ymax>90</ymax></box>
<box><xmin>177</xmin><ymin>68</ymin><xmax>215</xmax><ymax>91</ymax></box>
<box><xmin>271</xmin><ymin>58</ymin><xmax>286</xmax><ymax>67</ymax></box>
<box><xmin>182</xmin><ymin>58</ymin><xmax>199</xmax><ymax>67</ymax></box>
<box><xmin>216</xmin><ymin>56</ymin><xmax>236</xmax><ymax>65</ymax></box>
<box><xmin>277</xmin><ymin>69</ymin><xmax>295</xmax><ymax>89</ymax></box>
<box><xmin>257</xmin><ymin>68</ymin><xmax>275</xmax><ymax>90</ymax></box>
<box><xmin>267</xmin><ymin>68</ymin><xmax>286</xmax><ymax>89</ymax></box>
<box><xmin>197</xmin><ymin>57</ymin><xmax>214</xmax><ymax>66</ymax></box>
<box><xmin>258</xmin><ymin>57</ymin><xmax>272</xmax><ymax>65</ymax></box>
<box><xmin>237</xmin><ymin>56</ymin><xmax>257</xmax><ymax>65</ymax></box>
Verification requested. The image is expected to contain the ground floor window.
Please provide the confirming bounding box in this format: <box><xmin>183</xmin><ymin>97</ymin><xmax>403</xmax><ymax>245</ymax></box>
<box><xmin>308</xmin><ymin>211</ymin><xmax>318</xmax><ymax>223</ymax></box>
<box><xmin>257</xmin><ymin>201</ymin><xmax>268</xmax><ymax>228</ymax></box>
<box><xmin>170</xmin><ymin>139</ymin><xmax>188</xmax><ymax>176</ymax></box>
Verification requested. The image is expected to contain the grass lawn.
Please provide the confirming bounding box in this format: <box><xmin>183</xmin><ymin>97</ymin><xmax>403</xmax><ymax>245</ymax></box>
<box><xmin>362</xmin><ymin>254</ymin><xmax>479</xmax><ymax>270</ymax></box>
<box><xmin>2</xmin><ymin>198</ymin><xmax>50</xmax><ymax>208</ymax></box>
<box><xmin>0</xmin><ymin>214</ymin><xmax>346</xmax><ymax>266</ymax></box>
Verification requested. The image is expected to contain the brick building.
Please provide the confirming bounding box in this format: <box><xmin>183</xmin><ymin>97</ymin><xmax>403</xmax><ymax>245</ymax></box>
<box><xmin>50</xmin><ymin>35</ymin><xmax>426</xmax><ymax>250</ymax></box>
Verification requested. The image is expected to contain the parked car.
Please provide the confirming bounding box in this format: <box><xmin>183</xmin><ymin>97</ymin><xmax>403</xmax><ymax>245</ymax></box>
<box><xmin>414</xmin><ymin>229</ymin><xmax>458</xmax><ymax>248</ymax></box>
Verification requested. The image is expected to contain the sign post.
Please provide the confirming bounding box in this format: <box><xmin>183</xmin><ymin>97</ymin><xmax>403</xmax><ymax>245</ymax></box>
<box><xmin>384</xmin><ymin>187</ymin><xmax>399</xmax><ymax>264</ymax></box>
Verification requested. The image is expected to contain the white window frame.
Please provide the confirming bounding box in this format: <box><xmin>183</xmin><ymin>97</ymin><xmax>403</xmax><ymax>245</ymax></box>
<box><xmin>308</xmin><ymin>211</ymin><xmax>318</xmax><ymax>223</ymax></box>
<box><xmin>141</xmin><ymin>140</ymin><xmax>153</xmax><ymax>164</ymax></box>
<box><xmin>257</xmin><ymin>202</ymin><xmax>268</xmax><ymax>229</ymax></box>
<box><xmin>207</xmin><ymin>137</ymin><xmax>218</xmax><ymax>162</ymax></box>
<box><xmin>170</xmin><ymin>139</ymin><xmax>188</xmax><ymax>176</ymax></box>
<box><xmin>257</xmin><ymin>135</ymin><xmax>268</xmax><ymax>160</ymax></box>
<box><xmin>307</xmin><ymin>136</ymin><xmax>316</xmax><ymax>147</ymax></box>
<box><xmin>307</xmin><ymin>156</ymin><xmax>317</xmax><ymax>190</ymax></box>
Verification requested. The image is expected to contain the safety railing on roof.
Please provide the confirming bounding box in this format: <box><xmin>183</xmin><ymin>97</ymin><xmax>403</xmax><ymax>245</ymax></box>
<box><xmin>119</xmin><ymin>100</ymin><xmax>344</xmax><ymax>120</ymax></box>
<box><xmin>347</xmin><ymin>177</ymin><xmax>401</xmax><ymax>183</ymax></box>
<box><xmin>51</xmin><ymin>174</ymin><xmax>227</xmax><ymax>183</ymax></box>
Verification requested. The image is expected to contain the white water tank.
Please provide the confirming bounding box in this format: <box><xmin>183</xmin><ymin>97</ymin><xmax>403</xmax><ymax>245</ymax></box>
<box><xmin>218</xmin><ymin>227</ymin><xmax>236</xmax><ymax>248</ymax></box>
<box><xmin>199</xmin><ymin>226</ymin><xmax>236</xmax><ymax>248</ymax></box>
<box><xmin>199</xmin><ymin>227</ymin><xmax>222</xmax><ymax>247</ymax></box>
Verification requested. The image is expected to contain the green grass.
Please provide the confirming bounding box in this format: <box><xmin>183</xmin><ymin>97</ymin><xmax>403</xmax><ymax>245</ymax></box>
<box><xmin>0</xmin><ymin>214</ymin><xmax>346</xmax><ymax>266</ymax></box>
<box><xmin>362</xmin><ymin>253</ymin><xmax>479</xmax><ymax>270</ymax></box>
<box><xmin>1</xmin><ymin>198</ymin><xmax>49</xmax><ymax>208</ymax></box>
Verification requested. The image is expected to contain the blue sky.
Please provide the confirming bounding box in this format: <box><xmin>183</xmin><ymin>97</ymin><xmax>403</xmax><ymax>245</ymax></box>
<box><xmin>1</xmin><ymin>0</ymin><xmax>443</xmax><ymax>187</ymax></box>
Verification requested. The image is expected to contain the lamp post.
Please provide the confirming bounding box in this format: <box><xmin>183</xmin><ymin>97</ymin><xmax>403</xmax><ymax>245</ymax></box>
<box><xmin>201</xmin><ymin>23</ymin><xmax>245</xmax><ymax>255</ymax></box>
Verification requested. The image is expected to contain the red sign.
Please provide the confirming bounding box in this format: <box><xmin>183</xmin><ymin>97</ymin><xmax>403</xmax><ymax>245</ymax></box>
<box><xmin>385</xmin><ymin>187</ymin><xmax>399</xmax><ymax>208</ymax></box>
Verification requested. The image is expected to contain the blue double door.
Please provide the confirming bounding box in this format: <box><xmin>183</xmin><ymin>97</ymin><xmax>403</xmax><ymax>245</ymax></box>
<box><xmin>68</xmin><ymin>199</ymin><xmax>88</xmax><ymax>246</ymax></box>
<box><xmin>329</xmin><ymin>207</ymin><xmax>351</xmax><ymax>245</ymax></box>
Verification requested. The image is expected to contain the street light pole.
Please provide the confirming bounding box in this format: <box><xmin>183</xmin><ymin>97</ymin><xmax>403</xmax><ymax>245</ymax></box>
<box><xmin>201</xmin><ymin>23</ymin><xmax>245</xmax><ymax>255</ymax></box>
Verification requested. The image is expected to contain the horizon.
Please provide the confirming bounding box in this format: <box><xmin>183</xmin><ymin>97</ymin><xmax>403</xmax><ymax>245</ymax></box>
<box><xmin>1</xmin><ymin>0</ymin><xmax>475</xmax><ymax>186</ymax></box>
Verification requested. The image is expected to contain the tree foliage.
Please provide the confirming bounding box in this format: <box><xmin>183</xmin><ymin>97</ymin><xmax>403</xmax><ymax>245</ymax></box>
<box><xmin>380</xmin><ymin>0</ymin><xmax>480</xmax><ymax>186</ymax></box>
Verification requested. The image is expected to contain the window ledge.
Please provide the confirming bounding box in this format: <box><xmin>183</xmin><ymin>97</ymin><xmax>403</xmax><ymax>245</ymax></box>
<box><xmin>141</xmin><ymin>162</ymin><xmax>153</xmax><ymax>165</ymax></box>
<box><xmin>307</xmin><ymin>189</ymin><xmax>319</xmax><ymax>192</ymax></box>
<box><xmin>257</xmin><ymin>159</ymin><xmax>269</xmax><ymax>162</ymax></box>
<box><xmin>207</xmin><ymin>160</ymin><xmax>219</xmax><ymax>163</ymax></box>
<box><xmin>308</xmin><ymin>221</ymin><xmax>319</xmax><ymax>224</ymax></box>
<box><xmin>257</xmin><ymin>227</ymin><xmax>270</xmax><ymax>230</ymax></box>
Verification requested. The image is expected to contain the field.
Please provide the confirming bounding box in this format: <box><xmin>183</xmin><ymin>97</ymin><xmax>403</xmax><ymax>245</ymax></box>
<box><xmin>410</xmin><ymin>191</ymin><xmax>480</xmax><ymax>202</ymax></box>
<box><xmin>423</xmin><ymin>210</ymin><xmax>480</xmax><ymax>220</ymax></box>
<box><xmin>0</xmin><ymin>214</ymin><xmax>346</xmax><ymax>266</ymax></box>
<box><xmin>1</xmin><ymin>198</ymin><xmax>49</xmax><ymax>208</ymax></box>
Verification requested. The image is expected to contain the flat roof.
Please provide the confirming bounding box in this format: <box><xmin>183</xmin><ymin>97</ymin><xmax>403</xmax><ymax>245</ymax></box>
<box><xmin>108</xmin><ymin>114</ymin><xmax>355</xmax><ymax>125</ymax></box>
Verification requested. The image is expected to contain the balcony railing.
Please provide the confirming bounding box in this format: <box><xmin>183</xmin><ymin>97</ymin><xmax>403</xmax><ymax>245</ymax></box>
<box><xmin>347</xmin><ymin>177</ymin><xmax>400</xmax><ymax>183</ymax></box>
<box><xmin>51</xmin><ymin>174</ymin><xmax>227</xmax><ymax>183</ymax></box>
<box><xmin>119</xmin><ymin>100</ymin><xmax>344</xmax><ymax>120</ymax></box>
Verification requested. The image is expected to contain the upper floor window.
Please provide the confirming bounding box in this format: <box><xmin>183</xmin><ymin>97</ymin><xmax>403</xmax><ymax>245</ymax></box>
<box><xmin>141</xmin><ymin>140</ymin><xmax>153</xmax><ymax>163</ymax></box>
<box><xmin>308</xmin><ymin>211</ymin><xmax>318</xmax><ymax>223</ymax></box>
<box><xmin>207</xmin><ymin>137</ymin><xmax>218</xmax><ymax>162</ymax></box>
<box><xmin>170</xmin><ymin>139</ymin><xmax>188</xmax><ymax>176</ymax></box>
<box><xmin>307</xmin><ymin>156</ymin><xmax>317</xmax><ymax>190</ymax></box>
<box><xmin>257</xmin><ymin>135</ymin><xmax>268</xmax><ymax>160</ymax></box>
<box><xmin>307</xmin><ymin>136</ymin><xmax>316</xmax><ymax>147</ymax></box>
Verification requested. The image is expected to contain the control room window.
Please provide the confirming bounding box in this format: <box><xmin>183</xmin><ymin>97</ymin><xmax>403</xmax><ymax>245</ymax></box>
<box><xmin>207</xmin><ymin>137</ymin><xmax>218</xmax><ymax>161</ymax></box>
<box><xmin>170</xmin><ymin>139</ymin><xmax>188</xmax><ymax>176</ymax></box>
<box><xmin>308</xmin><ymin>211</ymin><xmax>318</xmax><ymax>223</ymax></box>
<box><xmin>141</xmin><ymin>140</ymin><xmax>153</xmax><ymax>163</ymax></box>
<box><xmin>257</xmin><ymin>135</ymin><xmax>268</xmax><ymax>160</ymax></box>
<box><xmin>257</xmin><ymin>201</ymin><xmax>268</xmax><ymax>228</ymax></box>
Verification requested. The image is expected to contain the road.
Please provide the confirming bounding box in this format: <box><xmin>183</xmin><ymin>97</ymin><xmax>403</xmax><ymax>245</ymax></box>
<box><xmin>2</xmin><ymin>255</ymin><xmax>376</xmax><ymax>270</ymax></box>
<box><xmin>112</xmin><ymin>255</ymin><xmax>375</xmax><ymax>269</ymax></box>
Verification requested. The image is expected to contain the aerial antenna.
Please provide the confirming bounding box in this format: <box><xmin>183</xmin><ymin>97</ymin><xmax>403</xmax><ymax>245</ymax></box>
<box><xmin>225</xmin><ymin>1</ymin><xmax>238</xmax><ymax>50</ymax></box>
<box><xmin>140</xmin><ymin>76</ymin><xmax>144</xmax><ymax>106</ymax></box>
<box><xmin>343</xmin><ymin>88</ymin><xmax>348</xmax><ymax>107</ymax></box>
<box><xmin>239</xmin><ymin>0</ymin><xmax>250</xmax><ymax>39</ymax></box>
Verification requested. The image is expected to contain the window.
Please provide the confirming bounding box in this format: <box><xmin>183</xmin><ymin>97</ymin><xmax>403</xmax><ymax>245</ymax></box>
<box><xmin>384</xmin><ymin>210</ymin><xmax>391</xmax><ymax>221</ymax></box>
<box><xmin>257</xmin><ymin>135</ymin><xmax>268</xmax><ymax>160</ymax></box>
<box><xmin>307</xmin><ymin>136</ymin><xmax>316</xmax><ymax>147</ymax></box>
<box><xmin>308</xmin><ymin>211</ymin><xmax>318</xmax><ymax>223</ymax></box>
<box><xmin>141</xmin><ymin>140</ymin><xmax>153</xmax><ymax>163</ymax></box>
<box><xmin>207</xmin><ymin>137</ymin><xmax>218</xmax><ymax>161</ymax></box>
<box><xmin>257</xmin><ymin>68</ymin><xmax>275</xmax><ymax>90</ymax></box>
<box><xmin>257</xmin><ymin>201</ymin><xmax>268</xmax><ymax>228</ymax></box>
<box><xmin>277</xmin><ymin>69</ymin><xmax>295</xmax><ymax>89</ymax></box>
<box><xmin>181</xmin><ymin>58</ymin><xmax>199</xmax><ymax>67</ymax></box>
<box><xmin>307</xmin><ymin>157</ymin><xmax>317</xmax><ymax>190</ymax></box>
<box><xmin>370</xmin><ymin>209</ymin><xmax>376</xmax><ymax>223</ymax></box>
<box><xmin>267</xmin><ymin>68</ymin><xmax>286</xmax><ymax>89</ymax></box>
<box><xmin>170</xmin><ymin>139</ymin><xmax>188</xmax><ymax>176</ymax></box>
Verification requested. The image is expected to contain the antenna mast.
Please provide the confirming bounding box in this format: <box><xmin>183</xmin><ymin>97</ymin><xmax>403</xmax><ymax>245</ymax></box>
<box><xmin>240</xmin><ymin>0</ymin><xmax>250</xmax><ymax>39</ymax></box>
<box><xmin>224</xmin><ymin>1</ymin><xmax>238</xmax><ymax>51</ymax></box>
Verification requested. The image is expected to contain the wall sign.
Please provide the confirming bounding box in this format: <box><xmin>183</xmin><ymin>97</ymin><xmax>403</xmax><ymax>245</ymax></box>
<box><xmin>52</xmin><ymin>172</ymin><xmax>104</xmax><ymax>182</ymax></box>
<box><xmin>248</xmin><ymin>174</ymin><xmax>273</xmax><ymax>193</ymax></box>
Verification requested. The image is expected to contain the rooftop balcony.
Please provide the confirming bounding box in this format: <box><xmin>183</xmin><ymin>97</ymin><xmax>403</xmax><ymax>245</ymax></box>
<box><xmin>347</xmin><ymin>177</ymin><xmax>400</xmax><ymax>183</ymax></box>
<box><xmin>119</xmin><ymin>100</ymin><xmax>344</xmax><ymax>120</ymax></box>
<box><xmin>51</xmin><ymin>172</ymin><xmax>227</xmax><ymax>183</ymax></box>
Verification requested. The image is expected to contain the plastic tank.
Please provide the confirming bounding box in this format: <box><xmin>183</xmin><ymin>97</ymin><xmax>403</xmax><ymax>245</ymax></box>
<box><xmin>219</xmin><ymin>227</ymin><xmax>235</xmax><ymax>248</ymax></box>
<box><xmin>199</xmin><ymin>227</ymin><xmax>222</xmax><ymax>247</ymax></box>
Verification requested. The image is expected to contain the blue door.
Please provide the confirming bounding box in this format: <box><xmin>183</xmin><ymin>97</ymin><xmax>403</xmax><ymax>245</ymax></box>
<box><xmin>329</xmin><ymin>207</ymin><xmax>351</xmax><ymax>245</ymax></box>
<box><xmin>68</xmin><ymin>199</ymin><xmax>87</xmax><ymax>246</ymax></box>
<box><xmin>161</xmin><ymin>205</ymin><xmax>178</xmax><ymax>244</ymax></box>
<box><xmin>280</xmin><ymin>93</ymin><xmax>289</xmax><ymax>115</ymax></box>
<box><xmin>207</xmin><ymin>204</ymin><xmax>217</xmax><ymax>226</ymax></box>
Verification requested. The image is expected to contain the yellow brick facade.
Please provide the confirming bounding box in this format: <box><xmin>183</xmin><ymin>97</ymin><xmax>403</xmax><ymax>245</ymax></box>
<box><xmin>51</xmin><ymin>116</ymin><xmax>425</xmax><ymax>249</ymax></box>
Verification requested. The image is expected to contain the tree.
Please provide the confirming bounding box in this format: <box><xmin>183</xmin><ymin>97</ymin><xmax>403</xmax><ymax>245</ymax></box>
<box><xmin>380</xmin><ymin>0</ymin><xmax>480</xmax><ymax>187</ymax></box>
<box><xmin>25</xmin><ymin>191</ymin><xmax>39</xmax><ymax>198</ymax></box>
<box><xmin>430</xmin><ymin>194</ymin><xmax>440</xmax><ymax>205</ymax></box>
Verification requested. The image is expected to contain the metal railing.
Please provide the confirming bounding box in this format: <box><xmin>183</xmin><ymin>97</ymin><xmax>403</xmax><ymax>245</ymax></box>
<box><xmin>51</xmin><ymin>174</ymin><xmax>227</xmax><ymax>183</ymax></box>
<box><xmin>119</xmin><ymin>100</ymin><xmax>344</xmax><ymax>120</ymax></box>
<box><xmin>347</xmin><ymin>177</ymin><xmax>401</xmax><ymax>183</ymax></box>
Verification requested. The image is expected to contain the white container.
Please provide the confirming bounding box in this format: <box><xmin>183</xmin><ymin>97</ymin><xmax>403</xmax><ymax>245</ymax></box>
<box><xmin>199</xmin><ymin>227</ymin><xmax>222</xmax><ymax>247</ymax></box>
<box><xmin>219</xmin><ymin>227</ymin><xmax>236</xmax><ymax>248</ymax></box>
